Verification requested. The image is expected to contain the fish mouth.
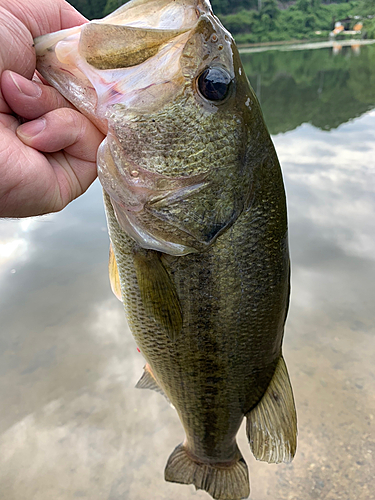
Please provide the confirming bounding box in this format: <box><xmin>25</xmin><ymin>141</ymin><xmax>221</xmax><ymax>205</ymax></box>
<box><xmin>97</xmin><ymin>132</ymin><xmax>211</xmax><ymax>255</ymax></box>
<box><xmin>34</xmin><ymin>0</ymin><xmax>213</xmax><ymax>130</ymax></box>
<box><xmin>34</xmin><ymin>0</ymin><xmax>238</xmax><ymax>255</ymax></box>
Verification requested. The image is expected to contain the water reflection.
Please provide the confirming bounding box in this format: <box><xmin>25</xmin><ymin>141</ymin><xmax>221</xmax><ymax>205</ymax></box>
<box><xmin>243</xmin><ymin>44</ymin><xmax>375</xmax><ymax>134</ymax></box>
<box><xmin>0</xmin><ymin>49</ymin><xmax>374</xmax><ymax>499</ymax></box>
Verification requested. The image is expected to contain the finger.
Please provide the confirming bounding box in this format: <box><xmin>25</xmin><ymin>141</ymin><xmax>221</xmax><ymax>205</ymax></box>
<box><xmin>17</xmin><ymin>107</ymin><xmax>104</xmax><ymax>162</ymax></box>
<box><xmin>0</xmin><ymin>1</ymin><xmax>87</xmax><ymax>114</ymax></box>
<box><xmin>1</xmin><ymin>70</ymin><xmax>75</xmax><ymax>120</ymax></box>
<box><xmin>0</xmin><ymin>112</ymin><xmax>19</xmax><ymax>131</ymax></box>
<box><xmin>6</xmin><ymin>0</ymin><xmax>87</xmax><ymax>37</ymax></box>
<box><xmin>60</xmin><ymin>1</ymin><xmax>88</xmax><ymax>29</ymax></box>
<box><xmin>0</xmin><ymin>117</ymin><xmax>98</xmax><ymax>218</ymax></box>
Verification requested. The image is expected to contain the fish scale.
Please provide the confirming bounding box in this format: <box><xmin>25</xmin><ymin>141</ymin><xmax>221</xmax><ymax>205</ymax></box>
<box><xmin>110</xmin><ymin>103</ymin><xmax>241</xmax><ymax>177</ymax></box>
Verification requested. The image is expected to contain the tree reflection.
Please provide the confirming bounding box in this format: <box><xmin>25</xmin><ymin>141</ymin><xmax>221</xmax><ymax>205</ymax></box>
<box><xmin>242</xmin><ymin>44</ymin><xmax>375</xmax><ymax>134</ymax></box>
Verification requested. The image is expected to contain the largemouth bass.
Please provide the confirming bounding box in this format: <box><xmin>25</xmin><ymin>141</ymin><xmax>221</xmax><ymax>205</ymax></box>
<box><xmin>34</xmin><ymin>1</ymin><xmax>297</xmax><ymax>498</ymax></box>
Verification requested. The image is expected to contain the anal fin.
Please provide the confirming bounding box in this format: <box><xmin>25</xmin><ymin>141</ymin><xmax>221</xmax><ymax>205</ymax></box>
<box><xmin>133</xmin><ymin>249</ymin><xmax>182</xmax><ymax>341</ymax></box>
<box><xmin>246</xmin><ymin>355</ymin><xmax>297</xmax><ymax>464</ymax></box>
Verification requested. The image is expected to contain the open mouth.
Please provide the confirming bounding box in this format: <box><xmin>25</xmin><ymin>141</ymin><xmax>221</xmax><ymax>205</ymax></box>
<box><xmin>34</xmin><ymin>0</ymin><xmax>237</xmax><ymax>256</ymax></box>
<box><xmin>34</xmin><ymin>0</ymin><xmax>212</xmax><ymax>129</ymax></box>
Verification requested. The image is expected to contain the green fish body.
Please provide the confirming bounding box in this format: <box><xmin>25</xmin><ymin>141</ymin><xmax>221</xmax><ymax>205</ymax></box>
<box><xmin>35</xmin><ymin>1</ymin><xmax>297</xmax><ymax>498</ymax></box>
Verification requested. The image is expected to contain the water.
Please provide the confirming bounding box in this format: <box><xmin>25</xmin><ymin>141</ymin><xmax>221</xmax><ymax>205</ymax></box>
<box><xmin>242</xmin><ymin>42</ymin><xmax>375</xmax><ymax>133</ymax></box>
<box><xmin>0</xmin><ymin>44</ymin><xmax>374</xmax><ymax>499</ymax></box>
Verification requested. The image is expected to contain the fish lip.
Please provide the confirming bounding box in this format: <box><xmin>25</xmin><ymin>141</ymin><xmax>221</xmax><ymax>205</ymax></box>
<box><xmin>146</xmin><ymin>174</ymin><xmax>209</xmax><ymax>206</ymax></box>
<box><xmin>98</xmin><ymin>0</ymin><xmax>209</xmax><ymax>30</ymax></box>
<box><xmin>34</xmin><ymin>0</ymin><xmax>239</xmax><ymax>257</ymax></box>
<box><xmin>105</xmin><ymin>169</ymin><xmax>210</xmax><ymax>215</ymax></box>
<box><xmin>35</xmin><ymin>0</ymin><xmax>234</xmax><ymax>123</ymax></box>
<box><xmin>104</xmin><ymin>170</ymin><xmax>218</xmax><ymax>255</ymax></box>
<box><xmin>34</xmin><ymin>0</ymin><xmax>208</xmax><ymax>123</ymax></box>
<box><xmin>110</xmin><ymin>197</ymin><xmax>199</xmax><ymax>256</ymax></box>
<box><xmin>98</xmin><ymin>134</ymin><xmax>212</xmax><ymax>255</ymax></box>
<box><xmin>111</xmin><ymin>167</ymin><xmax>210</xmax><ymax>212</ymax></box>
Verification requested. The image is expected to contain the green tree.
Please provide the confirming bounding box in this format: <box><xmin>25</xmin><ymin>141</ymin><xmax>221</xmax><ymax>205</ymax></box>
<box><xmin>69</xmin><ymin>0</ymin><xmax>108</xmax><ymax>19</ymax></box>
<box><xmin>70</xmin><ymin>0</ymin><xmax>363</xmax><ymax>44</ymax></box>
<box><xmin>260</xmin><ymin>0</ymin><xmax>279</xmax><ymax>18</ymax></box>
<box><xmin>296</xmin><ymin>0</ymin><xmax>322</xmax><ymax>13</ymax></box>
<box><xmin>355</xmin><ymin>0</ymin><xmax>375</xmax><ymax>36</ymax></box>
<box><xmin>211</xmin><ymin>0</ymin><xmax>258</xmax><ymax>15</ymax></box>
<box><xmin>356</xmin><ymin>0</ymin><xmax>375</xmax><ymax>15</ymax></box>
<box><xmin>103</xmin><ymin>0</ymin><xmax>128</xmax><ymax>16</ymax></box>
<box><xmin>219</xmin><ymin>9</ymin><xmax>256</xmax><ymax>35</ymax></box>
<box><xmin>241</xmin><ymin>45</ymin><xmax>375</xmax><ymax>134</ymax></box>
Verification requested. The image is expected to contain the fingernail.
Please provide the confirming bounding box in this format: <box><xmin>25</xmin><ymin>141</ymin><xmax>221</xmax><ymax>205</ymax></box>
<box><xmin>9</xmin><ymin>71</ymin><xmax>42</xmax><ymax>98</ymax></box>
<box><xmin>17</xmin><ymin>118</ymin><xmax>46</xmax><ymax>138</ymax></box>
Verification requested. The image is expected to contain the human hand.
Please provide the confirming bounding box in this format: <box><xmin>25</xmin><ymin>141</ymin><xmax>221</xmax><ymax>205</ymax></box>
<box><xmin>0</xmin><ymin>0</ymin><xmax>105</xmax><ymax>217</ymax></box>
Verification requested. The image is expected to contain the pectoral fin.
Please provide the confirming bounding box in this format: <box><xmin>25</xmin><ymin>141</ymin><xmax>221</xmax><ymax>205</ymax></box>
<box><xmin>246</xmin><ymin>356</ymin><xmax>297</xmax><ymax>464</ymax></box>
<box><xmin>109</xmin><ymin>244</ymin><xmax>122</xmax><ymax>301</ymax></box>
<box><xmin>133</xmin><ymin>249</ymin><xmax>182</xmax><ymax>341</ymax></box>
<box><xmin>80</xmin><ymin>23</ymin><xmax>188</xmax><ymax>69</ymax></box>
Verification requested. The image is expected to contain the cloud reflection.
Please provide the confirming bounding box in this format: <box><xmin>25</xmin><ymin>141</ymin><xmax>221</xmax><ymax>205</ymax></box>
<box><xmin>274</xmin><ymin>111</ymin><xmax>375</xmax><ymax>329</ymax></box>
<box><xmin>0</xmin><ymin>216</ymin><xmax>51</xmax><ymax>271</ymax></box>
<box><xmin>0</xmin><ymin>109</ymin><xmax>374</xmax><ymax>499</ymax></box>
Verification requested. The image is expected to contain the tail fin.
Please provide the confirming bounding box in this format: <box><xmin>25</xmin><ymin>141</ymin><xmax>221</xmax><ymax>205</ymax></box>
<box><xmin>246</xmin><ymin>355</ymin><xmax>297</xmax><ymax>464</ymax></box>
<box><xmin>165</xmin><ymin>443</ymin><xmax>250</xmax><ymax>500</ymax></box>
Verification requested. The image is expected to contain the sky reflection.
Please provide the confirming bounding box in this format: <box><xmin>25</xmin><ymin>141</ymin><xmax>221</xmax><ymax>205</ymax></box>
<box><xmin>0</xmin><ymin>99</ymin><xmax>374</xmax><ymax>499</ymax></box>
<box><xmin>276</xmin><ymin>111</ymin><xmax>375</xmax><ymax>333</ymax></box>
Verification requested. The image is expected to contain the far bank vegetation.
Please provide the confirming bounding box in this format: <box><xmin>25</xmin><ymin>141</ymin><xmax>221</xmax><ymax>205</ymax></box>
<box><xmin>69</xmin><ymin>0</ymin><xmax>375</xmax><ymax>44</ymax></box>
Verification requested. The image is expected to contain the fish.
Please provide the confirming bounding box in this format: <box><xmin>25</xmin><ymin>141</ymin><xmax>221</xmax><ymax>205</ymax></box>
<box><xmin>34</xmin><ymin>0</ymin><xmax>297</xmax><ymax>498</ymax></box>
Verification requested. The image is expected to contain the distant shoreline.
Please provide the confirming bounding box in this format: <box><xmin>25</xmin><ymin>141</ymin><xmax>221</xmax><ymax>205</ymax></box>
<box><xmin>238</xmin><ymin>39</ymin><xmax>375</xmax><ymax>54</ymax></box>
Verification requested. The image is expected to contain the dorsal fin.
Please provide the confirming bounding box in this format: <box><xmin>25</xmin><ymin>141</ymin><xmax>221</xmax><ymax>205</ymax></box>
<box><xmin>246</xmin><ymin>355</ymin><xmax>297</xmax><ymax>464</ymax></box>
<box><xmin>108</xmin><ymin>243</ymin><xmax>122</xmax><ymax>301</ymax></box>
<box><xmin>133</xmin><ymin>249</ymin><xmax>183</xmax><ymax>341</ymax></box>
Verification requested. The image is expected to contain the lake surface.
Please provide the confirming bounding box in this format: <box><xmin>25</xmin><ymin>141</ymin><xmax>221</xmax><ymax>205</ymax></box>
<box><xmin>0</xmin><ymin>44</ymin><xmax>374</xmax><ymax>500</ymax></box>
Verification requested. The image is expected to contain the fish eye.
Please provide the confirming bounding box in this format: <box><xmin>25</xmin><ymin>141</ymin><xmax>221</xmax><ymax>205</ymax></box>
<box><xmin>197</xmin><ymin>67</ymin><xmax>232</xmax><ymax>102</ymax></box>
